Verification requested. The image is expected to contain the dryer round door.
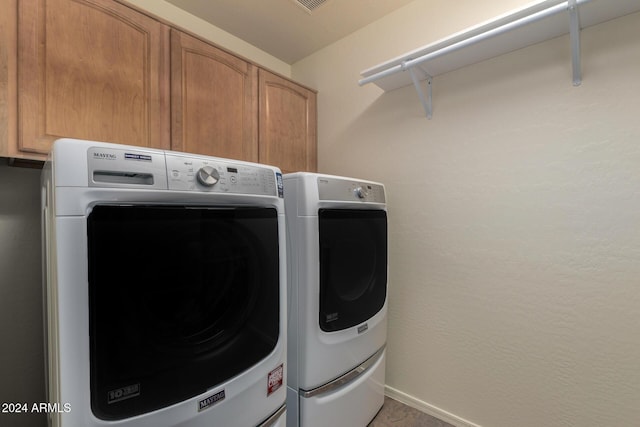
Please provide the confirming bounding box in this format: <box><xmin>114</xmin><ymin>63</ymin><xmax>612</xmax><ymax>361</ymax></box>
<box><xmin>318</xmin><ymin>209</ymin><xmax>387</xmax><ymax>332</ymax></box>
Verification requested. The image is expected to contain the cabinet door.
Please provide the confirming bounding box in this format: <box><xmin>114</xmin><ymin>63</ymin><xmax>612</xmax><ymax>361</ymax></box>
<box><xmin>258</xmin><ymin>69</ymin><xmax>317</xmax><ymax>173</ymax></box>
<box><xmin>171</xmin><ymin>30</ymin><xmax>258</xmax><ymax>161</ymax></box>
<box><xmin>18</xmin><ymin>0</ymin><xmax>170</xmax><ymax>157</ymax></box>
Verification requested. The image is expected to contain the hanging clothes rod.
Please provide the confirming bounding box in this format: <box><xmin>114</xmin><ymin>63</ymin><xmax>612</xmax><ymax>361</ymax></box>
<box><xmin>358</xmin><ymin>0</ymin><xmax>592</xmax><ymax>118</ymax></box>
<box><xmin>358</xmin><ymin>0</ymin><xmax>587</xmax><ymax>87</ymax></box>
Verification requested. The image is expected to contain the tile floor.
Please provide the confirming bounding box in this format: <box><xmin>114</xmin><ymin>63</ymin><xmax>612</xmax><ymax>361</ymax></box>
<box><xmin>368</xmin><ymin>397</ymin><xmax>455</xmax><ymax>427</ymax></box>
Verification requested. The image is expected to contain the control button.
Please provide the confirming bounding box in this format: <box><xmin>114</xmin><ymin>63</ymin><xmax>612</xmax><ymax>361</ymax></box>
<box><xmin>197</xmin><ymin>166</ymin><xmax>220</xmax><ymax>187</ymax></box>
<box><xmin>354</xmin><ymin>186</ymin><xmax>367</xmax><ymax>199</ymax></box>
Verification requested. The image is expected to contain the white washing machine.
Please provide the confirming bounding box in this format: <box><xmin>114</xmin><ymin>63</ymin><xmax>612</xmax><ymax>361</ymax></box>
<box><xmin>283</xmin><ymin>172</ymin><xmax>388</xmax><ymax>427</ymax></box>
<box><xmin>41</xmin><ymin>138</ymin><xmax>287</xmax><ymax>427</ymax></box>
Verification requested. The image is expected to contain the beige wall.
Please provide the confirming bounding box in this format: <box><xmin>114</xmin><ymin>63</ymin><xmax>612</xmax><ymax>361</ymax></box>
<box><xmin>293</xmin><ymin>2</ymin><xmax>640</xmax><ymax>426</ymax></box>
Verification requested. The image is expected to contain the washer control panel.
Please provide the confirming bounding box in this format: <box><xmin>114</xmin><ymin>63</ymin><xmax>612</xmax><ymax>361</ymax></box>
<box><xmin>87</xmin><ymin>145</ymin><xmax>280</xmax><ymax>197</ymax></box>
<box><xmin>317</xmin><ymin>176</ymin><xmax>385</xmax><ymax>203</ymax></box>
<box><xmin>166</xmin><ymin>153</ymin><xmax>278</xmax><ymax>196</ymax></box>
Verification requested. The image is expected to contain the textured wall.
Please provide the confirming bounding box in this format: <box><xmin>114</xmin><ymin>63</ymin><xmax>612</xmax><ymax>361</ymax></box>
<box><xmin>293</xmin><ymin>2</ymin><xmax>640</xmax><ymax>426</ymax></box>
<box><xmin>0</xmin><ymin>161</ymin><xmax>46</xmax><ymax>427</ymax></box>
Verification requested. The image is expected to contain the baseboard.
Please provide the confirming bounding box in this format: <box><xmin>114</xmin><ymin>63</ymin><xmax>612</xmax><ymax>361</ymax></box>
<box><xmin>384</xmin><ymin>386</ymin><xmax>482</xmax><ymax>427</ymax></box>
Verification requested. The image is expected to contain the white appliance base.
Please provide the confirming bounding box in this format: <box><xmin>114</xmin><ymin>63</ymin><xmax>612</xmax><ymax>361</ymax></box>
<box><xmin>298</xmin><ymin>349</ymin><xmax>385</xmax><ymax>427</ymax></box>
<box><xmin>258</xmin><ymin>405</ymin><xmax>287</xmax><ymax>427</ymax></box>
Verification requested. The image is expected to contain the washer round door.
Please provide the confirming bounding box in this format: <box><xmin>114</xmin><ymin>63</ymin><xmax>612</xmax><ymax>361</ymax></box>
<box><xmin>87</xmin><ymin>205</ymin><xmax>280</xmax><ymax>420</ymax></box>
<box><xmin>318</xmin><ymin>209</ymin><xmax>387</xmax><ymax>332</ymax></box>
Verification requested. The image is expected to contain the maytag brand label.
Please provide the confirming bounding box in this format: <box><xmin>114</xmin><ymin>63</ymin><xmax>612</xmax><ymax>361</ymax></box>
<box><xmin>107</xmin><ymin>383</ymin><xmax>140</xmax><ymax>404</ymax></box>
<box><xmin>198</xmin><ymin>390</ymin><xmax>225</xmax><ymax>412</ymax></box>
<box><xmin>92</xmin><ymin>151</ymin><xmax>117</xmax><ymax>160</ymax></box>
<box><xmin>267</xmin><ymin>364</ymin><xmax>284</xmax><ymax>396</ymax></box>
<box><xmin>357</xmin><ymin>323</ymin><xmax>369</xmax><ymax>334</ymax></box>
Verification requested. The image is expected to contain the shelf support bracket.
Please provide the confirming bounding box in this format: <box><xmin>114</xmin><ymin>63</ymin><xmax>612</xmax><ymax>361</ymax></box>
<box><xmin>405</xmin><ymin>62</ymin><xmax>432</xmax><ymax>119</ymax></box>
<box><xmin>568</xmin><ymin>0</ymin><xmax>581</xmax><ymax>86</ymax></box>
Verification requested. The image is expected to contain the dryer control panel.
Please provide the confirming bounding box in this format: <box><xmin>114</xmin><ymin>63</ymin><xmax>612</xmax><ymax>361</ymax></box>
<box><xmin>317</xmin><ymin>176</ymin><xmax>385</xmax><ymax>203</ymax></box>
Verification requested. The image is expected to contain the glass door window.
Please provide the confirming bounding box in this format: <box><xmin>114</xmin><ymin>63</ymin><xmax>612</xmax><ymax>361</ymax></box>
<box><xmin>87</xmin><ymin>205</ymin><xmax>280</xmax><ymax>420</ymax></box>
<box><xmin>318</xmin><ymin>209</ymin><xmax>387</xmax><ymax>332</ymax></box>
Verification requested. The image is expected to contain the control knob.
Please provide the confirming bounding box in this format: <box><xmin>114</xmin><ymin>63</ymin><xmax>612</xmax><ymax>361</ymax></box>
<box><xmin>197</xmin><ymin>166</ymin><xmax>220</xmax><ymax>187</ymax></box>
<box><xmin>354</xmin><ymin>186</ymin><xmax>367</xmax><ymax>199</ymax></box>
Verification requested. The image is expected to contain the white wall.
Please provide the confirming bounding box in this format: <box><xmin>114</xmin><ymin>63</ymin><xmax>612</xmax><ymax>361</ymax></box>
<box><xmin>292</xmin><ymin>1</ymin><xmax>640</xmax><ymax>426</ymax></box>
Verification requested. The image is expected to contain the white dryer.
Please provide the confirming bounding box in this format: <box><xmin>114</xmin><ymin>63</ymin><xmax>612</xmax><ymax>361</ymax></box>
<box><xmin>284</xmin><ymin>172</ymin><xmax>388</xmax><ymax>427</ymax></box>
<box><xmin>42</xmin><ymin>138</ymin><xmax>287</xmax><ymax>427</ymax></box>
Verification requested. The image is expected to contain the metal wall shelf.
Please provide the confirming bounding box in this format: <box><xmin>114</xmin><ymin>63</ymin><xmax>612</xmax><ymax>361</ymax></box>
<box><xmin>358</xmin><ymin>0</ymin><xmax>640</xmax><ymax>118</ymax></box>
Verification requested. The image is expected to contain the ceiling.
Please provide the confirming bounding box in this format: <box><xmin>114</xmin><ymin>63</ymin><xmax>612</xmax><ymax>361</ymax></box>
<box><xmin>165</xmin><ymin>0</ymin><xmax>416</xmax><ymax>64</ymax></box>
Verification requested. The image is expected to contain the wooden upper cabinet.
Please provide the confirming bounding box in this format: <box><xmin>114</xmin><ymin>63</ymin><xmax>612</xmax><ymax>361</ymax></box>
<box><xmin>18</xmin><ymin>0</ymin><xmax>170</xmax><ymax>157</ymax></box>
<box><xmin>8</xmin><ymin>0</ymin><xmax>317</xmax><ymax>166</ymax></box>
<box><xmin>258</xmin><ymin>69</ymin><xmax>317</xmax><ymax>173</ymax></box>
<box><xmin>0</xmin><ymin>0</ymin><xmax>17</xmax><ymax>159</ymax></box>
<box><xmin>171</xmin><ymin>29</ymin><xmax>258</xmax><ymax>162</ymax></box>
